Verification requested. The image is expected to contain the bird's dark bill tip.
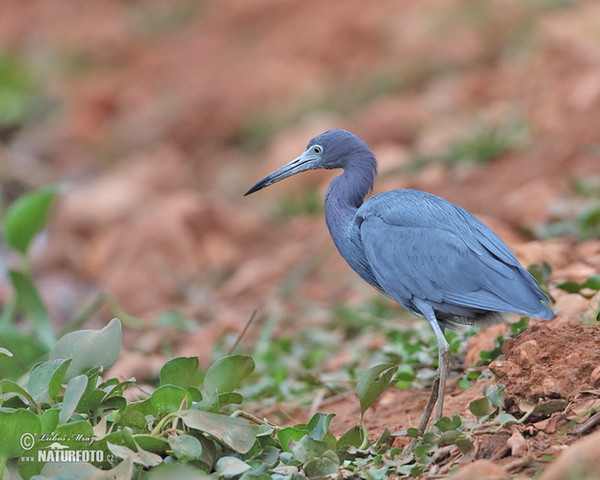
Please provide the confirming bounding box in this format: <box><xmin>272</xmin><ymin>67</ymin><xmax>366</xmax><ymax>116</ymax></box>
<box><xmin>244</xmin><ymin>182</ymin><xmax>265</xmax><ymax>196</ymax></box>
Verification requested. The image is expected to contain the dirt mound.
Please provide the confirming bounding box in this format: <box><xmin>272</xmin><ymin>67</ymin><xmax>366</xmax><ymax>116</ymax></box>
<box><xmin>491</xmin><ymin>321</ymin><xmax>600</xmax><ymax>412</ymax></box>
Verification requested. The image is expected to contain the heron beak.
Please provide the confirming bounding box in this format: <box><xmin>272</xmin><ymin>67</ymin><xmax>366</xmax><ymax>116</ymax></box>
<box><xmin>244</xmin><ymin>151</ymin><xmax>319</xmax><ymax>195</ymax></box>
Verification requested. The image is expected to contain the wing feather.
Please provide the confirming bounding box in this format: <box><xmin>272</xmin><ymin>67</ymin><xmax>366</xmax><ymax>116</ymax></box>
<box><xmin>356</xmin><ymin>190</ymin><xmax>551</xmax><ymax>317</ymax></box>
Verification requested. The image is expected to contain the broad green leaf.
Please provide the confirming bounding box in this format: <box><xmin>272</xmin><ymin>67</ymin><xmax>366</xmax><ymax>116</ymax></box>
<box><xmin>0</xmin><ymin>379</ymin><xmax>37</xmax><ymax>408</ymax></box>
<box><xmin>556</xmin><ymin>280</ymin><xmax>582</xmax><ymax>294</ymax></box>
<box><xmin>159</xmin><ymin>356</ymin><xmax>200</xmax><ymax>388</ymax></box>
<box><xmin>434</xmin><ymin>414</ymin><xmax>462</xmax><ymax>432</ymax></box>
<box><xmin>9</xmin><ymin>270</ymin><xmax>55</xmax><ymax>348</ymax></box>
<box><xmin>356</xmin><ymin>363</ymin><xmax>398</xmax><ymax>414</ymax></box>
<box><xmin>215</xmin><ymin>456</ymin><xmax>251</xmax><ymax>478</ymax></box>
<box><xmin>307</xmin><ymin>412</ymin><xmax>335</xmax><ymax>442</ymax></box>
<box><xmin>584</xmin><ymin>274</ymin><xmax>600</xmax><ymax>290</ymax></box>
<box><xmin>59</xmin><ymin>374</ymin><xmax>88</xmax><ymax>424</ymax></box>
<box><xmin>133</xmin><ymin>435</ymin><xmax>169</xmax><ymax>453</ymax></box>
<box><xmin>496</xmin><ymin>412</ymin><xmax>518</xmax><ymax>426</ymax></box>
<box><xmin>168</xmin><ymin>434</ymin><xmax>203</xmax><ymax>461</ymax></box>
<box><xmin>557</xmin><ymin>275</ymin><xmax>600</xmax><ymax>294</ymax></box>
<box><xmin>203</xmin><ymin>355</ymin><xmax>255</xmax><ymax>395</ymax></box>
<box><xmin>0</xmin><ymin>408</ymin><xmax>42</xmax><ymax>460</ymax></box>
<box><xmin>437</xmin><ymin>429</ymin><xmax>465</xmax><ymax>447</ymax></box>
<box><xmin>107</xmin><ymin>441</ymin><xmax>162</xmax><ymax>467</ymax></box>
<box><xmin>218</xmin><ymin>392</ymin><xmax>243</xmax><ymax>407</ymax></box>
<box><xmin>179</xmin><ymin>409</ymin><xmax>258</xmax><ymax>453</ymax></box>
<box><xmin>456</xmin><ymin>437</ymin><xmax>475</xmax><ymax>454</ymax></box>
<box><xmin>3</xmin><ymin>187</ymin><xmax>57</xmax><ymax>254</ymax></box>
<box><xmin>40</xmin><ymin>408</ymin><xmax>59</xmax><ymax>434</ymax></box>
<box><xmin>303</xmin><ymin>451</ymin><xmax>339</xmax><ymax>478</ymax></box>
<box><xmin>28</xmin><ymin>358</ymin><xmax>71</xmax><ymax>406</ymax></box>
<box><xmin>253</xmin><ymin>445</ymin><xmax>280</xmax><ymax>467</ymax></box>
<box><xmin>528</xmin><ymin>261</ymin><xmax>552</xmax><ymax>285</ymax></box>
<box><xmin>34</xmin><ymin>456</ymin><xmax>133</xmax><ymax>480</ymax></box>
<box><xmin>50</xmin><ymin>318</ymin><xmax>121</xmax><ymax>381</ymax></box>
<box><xmin>55</xmin><ymin>419</ymin><xmax>94</xmax><ymax>447</ymax></box>
<box><xmin>336</xmin><ymin>425</ymin><xmax>364</xmax><ymax>449</ymax></box>
<box><xmin>150</xmin><ymin>385</ymin><xmax>191</xmax><ymax>414</ymax></box>
<box><xmin>147</xmin><ymin>462</ymin><xmax>210</xmax><ymax>479</ymax></box>
<box><xmin>115</xmin><ymin>408</ymin><xmax>148</xmax><ymax>431</ymax></box>
<box><xmin>395</xmin><ymin>364</ymin><xmax>415</xmax><ymax>381</ymax></box>
<box><xmin>469</xmin><ymin>397</ymin><xmax>492</xmax><ymax>418</ymax></box>
<box><xmin>277</xmin><ymin>426</ymin><xmax>307</xmax><ymax>453</ymax></box>
<box><xmin>484</xmin><ymin>384</ymin><xmax>505</xmax><ymax>408</ymax></box>
<box><xmin>291</xmin><ymin>436</ymin><xmax>328</xmax><ymax>463</ymax></box>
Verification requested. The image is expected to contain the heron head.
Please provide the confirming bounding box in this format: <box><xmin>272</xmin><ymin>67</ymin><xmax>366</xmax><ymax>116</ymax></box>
<box><xmin>245</xmin><ymin>129</ymin><xmax>373</xmax><ymax>195</ymax></box>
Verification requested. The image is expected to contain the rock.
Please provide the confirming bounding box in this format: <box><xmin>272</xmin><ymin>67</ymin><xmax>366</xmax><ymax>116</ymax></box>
<box><xmin>450</xmin><ymin>459</ymin><xmax>508</xmax><ymax>480</ymax></box>
<box><xmin>540</xmin><ymin>430</ymin><xmax>600</xmax><ymax>480</ymax></box>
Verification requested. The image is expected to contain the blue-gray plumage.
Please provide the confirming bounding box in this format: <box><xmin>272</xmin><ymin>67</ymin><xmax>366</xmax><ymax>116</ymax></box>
<box><xmin>245</xmin><ymin>129</ymin><xmax>553</xmax><ymax>436</ymax></box>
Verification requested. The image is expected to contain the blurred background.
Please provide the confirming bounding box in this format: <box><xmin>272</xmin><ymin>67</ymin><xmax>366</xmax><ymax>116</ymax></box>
<box><xmin>1</xmin><ymin>0</ymin><xmax>599</xmax><ymax>381</ymax></box>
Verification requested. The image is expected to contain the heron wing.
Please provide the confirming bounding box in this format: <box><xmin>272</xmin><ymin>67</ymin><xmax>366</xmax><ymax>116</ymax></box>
<box><xmin>357</xmin><ymin>190</ymin><xmax>548</xmax><ymax>315</ymax></box>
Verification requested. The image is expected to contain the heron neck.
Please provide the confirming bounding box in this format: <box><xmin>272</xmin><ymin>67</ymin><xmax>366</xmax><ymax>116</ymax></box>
<box><xmin>324</xmin><ymin>164</ymin><xmax>375</xmax><ymax>235</ymax></box>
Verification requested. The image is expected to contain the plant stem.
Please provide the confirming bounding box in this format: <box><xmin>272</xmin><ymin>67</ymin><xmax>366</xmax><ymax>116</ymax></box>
<box><xmin>150</xmin><ymin>412</ymin><xmax>179</xmax><ymax>438</ymax></box>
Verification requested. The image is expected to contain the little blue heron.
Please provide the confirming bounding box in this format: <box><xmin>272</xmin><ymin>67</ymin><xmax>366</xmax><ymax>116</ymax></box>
<box><xmin>245</xmin><ymin>129</ymin><xmax>553</xmax><ymax>435</ymax></box>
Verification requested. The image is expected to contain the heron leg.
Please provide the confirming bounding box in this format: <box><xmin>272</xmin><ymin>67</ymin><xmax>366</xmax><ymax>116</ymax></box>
<box><xmin>407</xmin><ymin>374</ymin><xmax>440</xmax><ymax>450</ymax></box>
<box><xmin>413</xmin><ymin>301</ymin><xmax>451</xmax><ymax>422</ymax></box>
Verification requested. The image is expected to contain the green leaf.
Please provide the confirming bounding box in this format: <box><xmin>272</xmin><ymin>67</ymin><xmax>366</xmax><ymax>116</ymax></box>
<box><xmin>528</xmin><ymin>261</ymin><xmax>552</xmax><ymax>285</ymax></box>
<box><xmin>253</xmin><ymin>445</ymin><xmax>280</xmax><ymax>467</ymax></box>
<box><xmin>291</xmin><ymin>436</ymin><xmax>328</xmax><ymax>463</ymax></box>
<box><xmin>307</xmin><ymin>412</ymin><xmax>335</xmax><ymax>442</ymax></box>
<box><xmin>303</xmin><ymin>452</ymin><xmax>339</xmax><ymax>478</ymax></box>
<box><xmin>557</xmin><ymin>274</ymin><xmax>600</xmax><ymax>294</ymax></box>
<box><xmin>28</xmin><ymin>358</ymin><xmax>72</xmax><ymax>406</ymax></box>
<box><xmin>496</xmin><ymin>412</ymin><xmax>519</xmax><ymax>426</ymax></box>
<box><xmin>9</xmin><ymin>270</ymin><xmax>55</xmax><ymax>348</ymax></box>
<box><xmin>215</xmin><ymin>456</ymin><xmax>251</xmax><ymax>479</ymax></box>
<box><xmin>0</xmin><ymin>408</ymin><xmax>42</xmax><ymax>460</ymax></box>
<box><xmin>455</xmin><ymin>437</ymin><xmax>474</xmax><ymax>454</ymax></box>
<box><xmin>556</xmin><ymin>280</ymin><xmax>581</xmax><ymax>294</ymax></box>
<box><xmin>55</xmin><ymin>419</ymin><xmax>94</xmax><ymax>442</ymax></box>
<box><xmin>159</xmin><ymin>356</ymin><xmax>200</xmax><ymax>389</ymax></box>
<box><xmin>336</xmin><ymin>425</ymin><xmax>364</xmax><ymax>449</ymax></box>
<box><xmin>0</xmin><ymin>379</ymin><xmax>37</xmax><ymax>408</ymax></box>
<box><xmin>356</xmin><ymin>363</ymin><xmax>398</xmax><ymax>414</ymax></box>
<box><xmin>168</xmin><ymin>434</ymin><xmax>203</xmax><ymax>462</ymax></box>
<box><xmin>469</xmin><ymin>397</ymin><xmax>492</xmax><ymax>418</ymax></box>
<box><xmin>146</xmin><ymin>462</ymin><xmax>208</xmax><ymax>479</ymax></box>
<box><xmin>59</xmin><ymin>374</ymin><xmax>88</xmax><ymax>424</ymax></box>
<box><xmin>437</xmin><ymin>429</ymin><xmax>465</xmax><ymax>447</ymax></box>
<box><xmin>434</xmin><ymin>414</ymin><xmax>462</xmax><ymax>432</ymax></box>
<box><xmin>150</xmin><ymin>385</ymin><xmax>191</xmax><ymax>414</ymax></box>
<box><xmin>34</xmin><ymin>456</ymin><xmax>133</xmax><ymax>480</ymax></box>
<box><xmin>115</xmin><ymin>408</ymin><xmax>148</xmax><ymax>431</ymax></box>
<box><xmin>3</xmin><ymin>187</ymin><xmax>57</xmax><ymax>255</ymax></box>
<box><xmin>218</xmin><ymin>392</ymin><xmax>244</xmax><ymax>407</ymax></box>
<box><xmin>107</xmin><ymin>441</ymin><xmax>162</xmax><ymax>467</ymax></box>
<box><xmin>583</xmin><ymin>274</ymin><xmax>600</xmax><ymax>290</ymax></box>
<box><xmin>277</xmin><ymin>426</ymin><xmax>307</xmax><ymax>453</ymax></box>
<box><xmin>133</xmin><ymin>435</ymin><xmax>169</xmax><ymax>453</ymax></box>
<box><xmin>49</xmin><ymin>318</ymin><xmax>122</xmax><ymax>381</ymax></box>
<box><xmin>0</xmin><ymin>348</ymin><xmax>12</xmax><ymax>357</ymax></box>
<box><xmin>179</xmin><ymin>409</ymin><xmax>258</xmax><ymax>453</ymax></box>
<box><xmin>395</xmin><ymin>364</ymin><xmax>415</xmax><ymax>382</ymax></box>
<box><xmin>40</xmin><ymin>408</ymin><xmax>59</xmax><ymax>434</ymax></box>
<box><xmin>484</xmin><ymin>384</ymin><xmax>505</xmax><ymax>408</ymax></box>
<box><xmin>203</xmin><ymin>355</ymin><xmax>255</xmax><ymax>395</ymax></box>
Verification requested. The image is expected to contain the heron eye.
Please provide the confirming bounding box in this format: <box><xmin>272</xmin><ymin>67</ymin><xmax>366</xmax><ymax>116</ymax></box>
<box><xmin>313</xmin><ymin>145</ymin><xmax>323</xmax><ymax>154</ymax></box>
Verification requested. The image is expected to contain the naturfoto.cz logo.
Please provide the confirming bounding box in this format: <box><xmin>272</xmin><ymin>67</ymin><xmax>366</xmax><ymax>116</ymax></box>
<box><xmin>20</xmin><ymin>432</ymin><xmax>108</xmax><ymax>464</ymax></box>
